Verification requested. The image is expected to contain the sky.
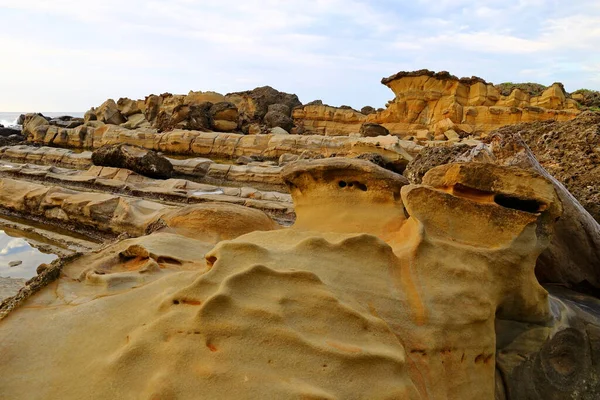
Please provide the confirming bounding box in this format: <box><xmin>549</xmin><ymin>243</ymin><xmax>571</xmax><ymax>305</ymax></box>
<box><xmin>1</xmin><ymin>0</ymin><xmax>599</xmax><ymax>111</ymax></box>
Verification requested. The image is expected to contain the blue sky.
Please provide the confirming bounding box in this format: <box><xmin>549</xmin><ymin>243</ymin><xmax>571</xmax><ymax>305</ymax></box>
<box><xmin>1</xmin><ymin>0</ymin><xmax>599</xmax><ymax>111</ymax></box>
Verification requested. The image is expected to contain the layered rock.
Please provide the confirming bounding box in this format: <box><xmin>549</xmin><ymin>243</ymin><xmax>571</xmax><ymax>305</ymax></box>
<box><xmin>21</xmin><ymin>118</ymin><xmax>418</xmax><ymax>167</ymax></box>
<box><xmin>2</xmin><ymin>158</ymin><xmax>592</xmax><ymax>399</ymax></box>
<box><xmin>293</xmin><ymin>69</ymin><xmax>581</xmax><ymax>137</ymax></box>
<box><xmin>403</xmin><ymin>127</ymin><xmax>600</xmax><ymax>295</ymax></box>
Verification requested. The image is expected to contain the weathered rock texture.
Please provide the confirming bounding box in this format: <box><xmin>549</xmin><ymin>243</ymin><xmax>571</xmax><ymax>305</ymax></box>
<box><xmin>404</xmin><ymin>128</ymin><xmax>600</xmax><ymax>295</ymax></box>
<box><xmin>490</xmin><ymin>111</ymin><xmax>600</xmax><ymax>222</ymax></box>
<box><xmin>2</xmin><ymin>158</ymin><xmax>593</xmax><ymax>400</ymax></box>
<box><xmin>293</xmin><ymin>70</ymin><xmax>581</xmax><ymax>137</ymax></box>
<box><xmin>0</xmin><ymin>145</ymin><xmax>287</xmax><ymax>190</ymax></box>
<box><xmin>92</xmin><ymin>144</ymin><xmax>173</xmax><ymax>179</ymax></box>
<box><xmin>21</xmin><ymin>118</ymin><xmax>418</xmax><ymax>167</ymax></box>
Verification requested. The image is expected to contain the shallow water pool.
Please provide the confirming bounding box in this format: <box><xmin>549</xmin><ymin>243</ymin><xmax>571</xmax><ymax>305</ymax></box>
<box><xmin>0</xmin><ymin>230</ymin><xmax>59</xmax><ymax>279</ymax></box>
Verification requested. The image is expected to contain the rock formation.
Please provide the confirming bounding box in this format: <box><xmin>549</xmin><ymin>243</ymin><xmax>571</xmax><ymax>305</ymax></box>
<box><xmin>403</xmin><ymin>124</ymin><xmax>600</xmax><ymax>296</ymax></box>
<box><xmin>3</xmin><ymin>157</ymin><xmax>599</xmax><ymax>399</ymax></box>
<box><xmin>2</xmin><ymin>70</ymin><xmax>600</xmax><ymax>400</ymax></box>
<box><xmin>293</xmin><ymin>70</ymin><xmax>581</xmax><ymax>137</ymax></box>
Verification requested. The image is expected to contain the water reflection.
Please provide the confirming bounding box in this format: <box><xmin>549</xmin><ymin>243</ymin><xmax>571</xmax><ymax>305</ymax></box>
<box><xmin>0</xmin><ymin>231</ymin><xmax>58</xmax><ymax>279</ymax></box>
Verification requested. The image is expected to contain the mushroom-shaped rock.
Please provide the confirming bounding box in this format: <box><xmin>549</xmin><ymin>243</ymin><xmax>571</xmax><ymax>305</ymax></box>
<box><xmin>282</xmin><ymin>157</ymin><xmax>409</xmax><ymax>237</ymax></box>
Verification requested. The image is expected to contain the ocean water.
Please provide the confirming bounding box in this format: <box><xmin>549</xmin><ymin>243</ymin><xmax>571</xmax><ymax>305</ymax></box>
<box><xmin>0</xmin><ymin>111</ymin><xmax>84</xmax><ymax>128</ymax></box>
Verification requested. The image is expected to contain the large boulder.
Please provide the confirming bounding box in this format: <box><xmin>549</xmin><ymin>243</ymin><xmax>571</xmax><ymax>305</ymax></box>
<box><xmin>91</xmin><ymin>144</ymin><xmax>173</xmax><ymax>179</ymax></box>
<box><xmin>116</xmin><ymin>97</ymin><xmax>143</xmax><ymax>117</ymax></box>
<box><xmin>21</xmin><ymin>113</ymin><xmax>49</xmax><ymax>138</ymax></box>
<box><xmin>226</xmin><ymin>86</ymin><xmax>302</xmax><ymax>124</ymax></box>
<box><xmin>95</xmin><ymin>99</ymin><xmax>126</xmax><ymax>125</ymax></box>
<box><xmin>267</xmin><ymin>103</ymin><xmax>291</xmax><ymax>116</ymax></box>
<box><xmin>264</xmin><ymin>110</ymin><xmax>294</xmax><ymax>132</ymax></box>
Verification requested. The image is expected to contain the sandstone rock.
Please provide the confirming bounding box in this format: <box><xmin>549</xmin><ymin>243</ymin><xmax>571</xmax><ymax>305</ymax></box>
<box><xmin>2</xmin><ymin>156</ymin><xmax>598</xmax><ymax>399</ymax></box>
<box><xmin>116</xmin><ymin>97</ymin><xmax>143</xmax><ymax>117</ymax></box>
<box><xmin>404</xmin><ymin>132</ymin><xmax>600</xmax><ymax>295</ymax></box>
<box><xmin>83</xmin><ymin>109</ymin><xmax>97</xmax><ymax>123</ymax></box>
<box><xmin>264</xmin><ymin>111</ymin><xmax>294</xmax><ymax>132</ymax></box>
<box><xmin>120</xmin><ymin>113</ymin><xmax>151</xmax><ymax>130</ymax></box>
<box><xmin>95</xmin><ymin>99</ymin><xmax>126</xmax><ymax>125</ymax></box>
<box><xmin>160</xmin><ymin>203</ymin><xmax>279</xmax><ymax>242</ymax></box>
<box><xmin>92</xmin><ymin>144</ymin><xmax>173</xmax><ymax>179</ymax></box>
<box><xmin>443</xmin><ymin>129</ymin><xmax>460</xmax><ymax>140</ymax></box>
<box><xmin>209</xmin><ymin>102</ymin><xmax>238</xmax><ymax>132</ymax></box>
<box><xmin>359</xmin><ymin>122</ymin><xmax>389</xmax><ymax>137</ymax></box>
<box><xmin>21</xmin><ymin>114</ymin><xmax>49</xmax><ymax>139</ymax></box>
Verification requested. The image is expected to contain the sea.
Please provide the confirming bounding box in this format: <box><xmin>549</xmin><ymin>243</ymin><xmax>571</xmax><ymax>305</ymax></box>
<box><xmin>0</xmin><ymin>111</ymin><xmax>85</xmax><ymax>128</ymax></box>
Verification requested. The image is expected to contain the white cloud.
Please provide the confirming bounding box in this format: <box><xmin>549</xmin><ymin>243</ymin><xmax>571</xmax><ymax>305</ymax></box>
<box><xmin>1</xmin><ymin>0</ymin><xmax>600</xmax><ymax>110</ymax></box>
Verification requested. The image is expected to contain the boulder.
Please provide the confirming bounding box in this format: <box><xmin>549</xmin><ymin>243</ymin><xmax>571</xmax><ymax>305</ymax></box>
<box><xmin>226</xmin><ymin>86</ymin><xmax>302</xmax><ymax>122</ymax></box>
<box><xmin>361</xmin><ymin>106</ymin><xmax>376</xmax><ymax>115</ymax></box>
<box><xmin>91</xmin><ymin>144</ymin><xmax>173</xmax><ymax>179</ymax></box>
<box><xmin>84</xmin><ymin>108</ymin><xmax>97</xmax><ymax>123</ymax></box>
<box><xmin>21</xmin><ymin>113</ymin><xmax>49</xmax><ymax>138</ymax></box>
<box><xmin>16</xmin><ymin>114</ymin><xmax>25</xmax><ymax>125</ymax></box>
<box><xmin>267</xmin><ymin>103</ymin><xmax>291</xmax><ymax>116</ymax></box>
<box><xmin>95</xmin><ymin>99</ymin><xmax>126</xmax><ymax>125</ymax></box>
<box><xmin>264</xmin><ymin>111</ymin><xmax>294</xmax><ymax>132</ymax></box>
<box><xmin>209</xmin><ymin>102</ymin><xmax>239</xmax><ymax>132</ymax></box>
<box><xmin>120</xmin><ymin>113</ymin><xmax>150</xmax><ymax>130</ymax></box>
<box><xmin>117</xmin><ymin>98</ymin><xmax>143</xmax><ymax>117</ymax></box>
<box><xmin>359</xmin><ymin>122</ymin><xmax>389</xmax><ymax>137</ymax></box>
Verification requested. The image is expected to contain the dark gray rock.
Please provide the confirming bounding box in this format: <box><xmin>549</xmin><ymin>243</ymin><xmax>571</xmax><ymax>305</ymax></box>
<box><xmin>92</xmin><ymin>144</ymin><xmax>173</xmax><ymax>179</ymax></box>
<box><xmin>264</xmin><ymin>111</ymin><xmax>294</xmax><ymax>132</ymax></box>
<box><xmin>0</xmin><ymin>127</ymin><xmax>21</xmax><ymax>137</ymax></box>
<box><xmin>267</xmin><ymin>103</ymin><xmax>291</xmax><ymax>117</ymax></box>
<box><xmin>361</xmin><ymin>106</ymin><xmax>376</xmax><ymax>115</ymax></box>
<box><xmin>359</xmin><ymin>123</ymin><xmax>390</xmax><ymax>137</ymax></box>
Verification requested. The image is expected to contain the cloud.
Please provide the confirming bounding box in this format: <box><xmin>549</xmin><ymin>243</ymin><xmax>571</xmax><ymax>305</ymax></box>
<box><xmin>0</xmin><ymin>0</ymin><xmax>599</xmax><ymax>110</ymax></box>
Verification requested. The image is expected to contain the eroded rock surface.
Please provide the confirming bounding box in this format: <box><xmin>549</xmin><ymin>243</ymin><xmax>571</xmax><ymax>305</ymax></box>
<box><xmin>2</xmin><ymin>158</ymin><xmax>594</xmax><ymax>399</ymax></box>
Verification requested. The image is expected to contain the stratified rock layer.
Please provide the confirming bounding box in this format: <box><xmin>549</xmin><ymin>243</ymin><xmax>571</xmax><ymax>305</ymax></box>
<box><xmin>1</xmin><ymin>158</ymin><xmax>581</xmax><ymax>400</ymax></box>
<box><xmin>293</xmin><ymin>70</ymin><xmax>580</xmax><ymax>137</ymax></box>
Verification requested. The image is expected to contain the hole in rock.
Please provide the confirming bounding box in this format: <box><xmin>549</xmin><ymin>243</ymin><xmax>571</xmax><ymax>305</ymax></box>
<box><xmin>206</xmin><ymin>256</ymin><xmax>217</xmax><ymax>268</ymax></box>
<box><xmin>173</xmin><ymin>300</ymin><xmax>180</xmax><ymax>305</ymax></box>
<box><xmin>338</xmin><ymin>181</ymin><xmax>347</xmax><ymax>188</ymax></box>
<box><xmin>494</xmin><ymin>194</ymin><xmax>543</xmax><ymax>213</ymax></box>
<box><xmin>348</xmin><ymin>182</ymin><xmax>354</xmax><ymax>187</ymax></box>
<box><xmin>156</xmin><ymin>256</ymin><xmax>182</xmax><ymax>265</ymax></box>
<box><xmin>354</xmin><ymin>182</ymin><xmax>367</xmax><ymax>191</ymax></box>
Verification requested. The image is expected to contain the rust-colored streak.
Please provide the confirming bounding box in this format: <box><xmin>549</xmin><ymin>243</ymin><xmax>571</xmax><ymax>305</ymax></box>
<box><xmin>207</xmin><ymin>343</ymin><xmax>218</xmax><ymax>352</ymax></box>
